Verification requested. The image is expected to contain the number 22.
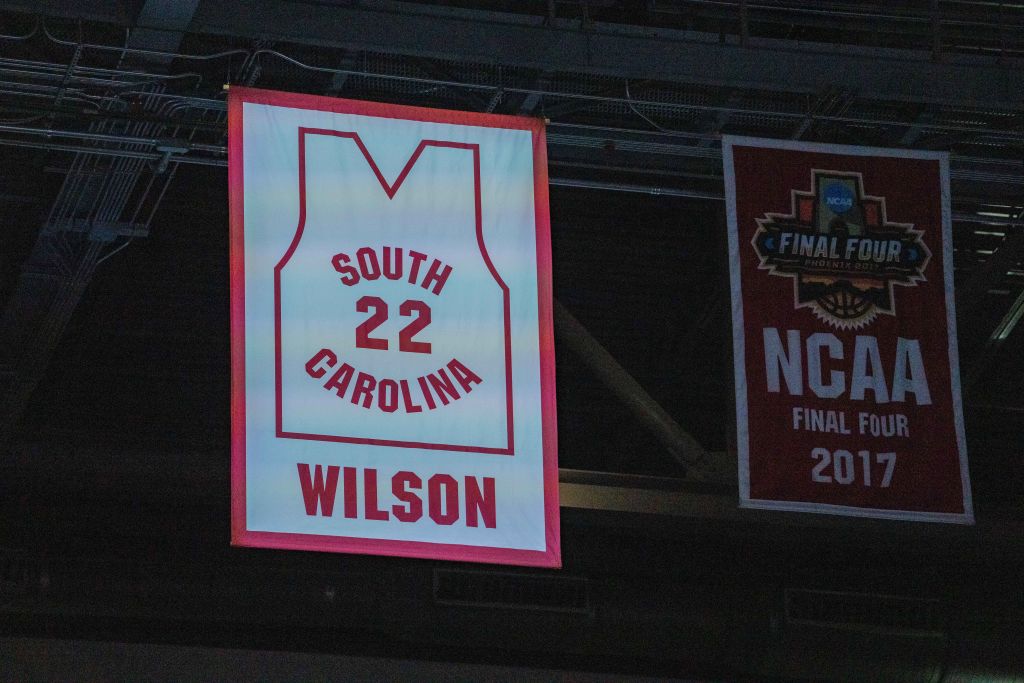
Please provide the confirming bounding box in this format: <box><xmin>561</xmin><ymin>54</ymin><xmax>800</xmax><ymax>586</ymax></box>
<box><xmin>354</xmin><ymin>295</ymin><xmax>431</xmax><ymax>354</ymax></box>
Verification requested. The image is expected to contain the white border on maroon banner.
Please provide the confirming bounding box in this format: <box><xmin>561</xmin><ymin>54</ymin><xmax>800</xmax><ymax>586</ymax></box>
<box><xmin>722</xmin><ymin>139</ymin><xmax>751</xmax><ymax>503</ymax></box>
<box><xmin>722</xmin><ymin>135</ymin><xmax>974</xmax><ymax>524</ymax></box>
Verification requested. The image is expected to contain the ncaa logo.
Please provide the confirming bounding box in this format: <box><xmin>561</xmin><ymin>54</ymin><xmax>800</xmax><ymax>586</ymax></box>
<box><xmin>750</xmin><ymin>169</ymin><xmax>930</xmax><ymax>329</ymax></box>
<box><xmin>824</xmin><ymin>182</ymin><xmax>854</xmax><ymax>214</ymax></box>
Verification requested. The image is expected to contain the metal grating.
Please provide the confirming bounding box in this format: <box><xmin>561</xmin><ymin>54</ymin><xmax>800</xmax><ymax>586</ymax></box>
<box><xmin>433</xmin><ymin>568</ymin><xmax>590</xmax><ymax>613</ymax></box>
<box><xmin>785</xmin><ymin>588</ymin><xmax>946</xmax><ymax>637</ymax></box>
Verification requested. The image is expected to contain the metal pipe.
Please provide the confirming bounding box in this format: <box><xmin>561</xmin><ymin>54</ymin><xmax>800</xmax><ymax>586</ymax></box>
<box><xmin>0</xmin><ymin>138</ymin><xmax>224</xmax><ymax>166</ymax></box>
<box><xmin>0</xmin><ymin>123</ymin><xmax>222</xmax><ymax>154</ymax></box>
<box><xmin>551</xmin><ymin>120</ymin><xmax>718</xmax><ymax>141</ymax></box>
<box><xmin>2</xmin><ymin>133</ymin><xmax>1023</xmax><ymax>201</ymax></box>
<box><xmin>0</xmin><ymin>18</ymin><xmax>39</xmax><ymax>41</ymax></box>
<box><xmin>0</xmin><ymin>64</ymin><xmax>200</xmax><ymax>90</ymax></box>
<box><xmin>549</xmin><ymin>177</ymin><xmax>722</xmax><ymax>200</ymax></box>
<box><xmin>665</xmin><ymin>0</ymin><xmax>1024</xmax><ymax>30</ymax></box>
<box><xmin>0</xmin><ymin>123</ymin><xmax>163</xmax><ymax>146</ymax></box>
<box><xmin>0</xmin><ymin>56</ymin><xmax>203</xmax><ymax>82</ymax></box>
<box><xmin>42</xmin><ymin>21</ymin><xmax>249</xmax><ymax>62</ymax></box>
<box><xmin>98</xmin><ymin>90</ymin><xmax>160</xmax><ymax>223</ymax></box>
<box><xmin>0</xmin><ymin>86</ymin><xmax>104</xmax><ymax>110</ymax></box>
<box><xmin>12</xmin><ymin>94</ymin><xmax>1024</xmax><ymax>176</ymax></box>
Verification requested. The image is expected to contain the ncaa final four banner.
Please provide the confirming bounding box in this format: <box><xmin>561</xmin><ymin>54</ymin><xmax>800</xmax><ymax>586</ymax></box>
<box><xmin>229</xmin><ymin>87</ymin><xmax>560</xmax><ymax>566</ymax></box>
<box><xmin>723</xmin><ymin>136</ymin><xmax>973</xmax><ymax>523</ymax></box>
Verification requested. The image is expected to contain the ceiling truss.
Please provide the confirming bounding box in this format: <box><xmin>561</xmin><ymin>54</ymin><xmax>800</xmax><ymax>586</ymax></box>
<box><xmin>0</xmin><ymin>0</ymin><xmax>1022</xmax><ymax>444</ymax></box>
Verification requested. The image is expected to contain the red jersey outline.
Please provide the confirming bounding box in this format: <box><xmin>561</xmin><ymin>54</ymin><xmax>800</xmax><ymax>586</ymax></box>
<box><xmin>274</xmin><ymin>129</ymin><xmax>514</xmax><ymax>455</ymax></box>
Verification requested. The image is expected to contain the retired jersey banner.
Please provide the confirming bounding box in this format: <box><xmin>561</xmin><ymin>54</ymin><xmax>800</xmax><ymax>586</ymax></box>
<box><xmin>723</xmin><ymin>136</ymin><xmax>973</xmax><ymax>523</ymax></box>
<box><xmin>229</xmin><ymin>87</ymin><xmax>559</xmax><ymax>566</ymax></box>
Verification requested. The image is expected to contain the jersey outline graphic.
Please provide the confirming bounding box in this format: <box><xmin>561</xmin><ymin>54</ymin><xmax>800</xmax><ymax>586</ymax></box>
<box><xmin>273</xmin><ymin>128</ymin><xmax>514</xmax><ymax>455</ymax></box>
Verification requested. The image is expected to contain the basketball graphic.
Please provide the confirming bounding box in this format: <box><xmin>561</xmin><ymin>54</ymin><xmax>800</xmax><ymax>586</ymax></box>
<box><xmin>816</xmin><ymin>285</ymin><xmax>874</xmax><ymax>323</ymax></box>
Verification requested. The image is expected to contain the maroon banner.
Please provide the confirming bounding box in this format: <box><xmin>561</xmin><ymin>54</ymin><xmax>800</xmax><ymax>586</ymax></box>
<box><xmin>723</xmin><ymin>136</ymin><xmax>973</xmax><ymax>523</ymax></box>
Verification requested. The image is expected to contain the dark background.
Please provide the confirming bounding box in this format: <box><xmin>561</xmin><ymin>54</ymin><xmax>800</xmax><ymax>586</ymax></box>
<box><xmin>0</xmin><ymin>2</ymin><xmax>1022</xmax><ymax>680</ymax></box>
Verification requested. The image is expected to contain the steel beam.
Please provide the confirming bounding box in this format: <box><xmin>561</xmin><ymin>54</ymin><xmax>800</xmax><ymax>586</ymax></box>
<box><xmin>964</xmin><ymin>288</ymin><xmax>1024</xmax><ymax>392</ymax></box>
<box><xmin>0</xmin><ymin>0</ymin><xmax>128</xmax><ymax>23</ymax></box>
<box><xmin>0</xmin><ymin>0</ymin><xmax>199</xmax><ymax>442</ymax></box>
<box><xmin>130</xmin><ymin>0</ymin><xmax>201</xmax><ymax>64</ymax></box>
<box><xmin>955</xmin><ymin>227</ymin><xmax>1024</xmax><ymax>315</ymax></box>
<box><xmin>553</xmin><ymin>299</ymin><xmax>725</xmax><ymax>482</ymax></box>
<box><xmin>899</xmin><ymin>106</ymin><xmax>936</xmax><ymax>146</ymax></box>
<box><xmin>4</xmin><ymin>0</ymin><xmax>1022</xmax><ymax>109</ymax></box>
<box><xmin>517</xmin><ymin>72</ymin><xmax>549</xmax><ymax>115</ymax></box>
<box><xmin>957</xmin><ymin>221</ymin><xmax>1024</xmax><ymax>392</ymax></box>
<box><xmin>184</xmin><ymin>0</ymin><xmax>1023</xmax><ymax>110</ymax></box>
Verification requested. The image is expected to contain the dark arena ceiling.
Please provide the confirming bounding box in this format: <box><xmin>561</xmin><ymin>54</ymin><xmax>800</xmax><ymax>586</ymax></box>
<box><xmin>0</xmin><ymin>1</ymin><xmax>1022</xmax><ymax>680</ymax></box>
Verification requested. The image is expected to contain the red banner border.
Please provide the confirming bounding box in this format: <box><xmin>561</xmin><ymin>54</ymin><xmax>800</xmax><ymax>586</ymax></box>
<box><xmin>229</xmin><ymin>87</ymin><xmax>561</xmax><ymax>566</ymax></box>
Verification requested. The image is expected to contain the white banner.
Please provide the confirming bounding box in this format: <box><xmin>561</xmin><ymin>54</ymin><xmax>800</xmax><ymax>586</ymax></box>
<box><xmin>229</xmin><ymin>88</ymin><xmax>560</xmax><ymax>566</ymax></box>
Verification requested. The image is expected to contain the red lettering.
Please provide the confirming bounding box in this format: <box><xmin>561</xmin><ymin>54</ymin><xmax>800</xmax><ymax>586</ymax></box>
<box><xmin>298</xmin><ymin>467</ymin><xmax>496</xmax><ymax>528</ymax></box>
<box><xmin>407</xmin><ymin>250</ymin><xmax>428</xmax><ymax>285</ymax></box>
<box><xmin>363</xmin><ymin>468</ymin><xmax>389</xmax><ymax>521</ymax></box>
<box><xmin>417</xmin><ymin>375</ymin><xmax>437</xmax><ymax>410</ymax></box>
<box><xmin>343</xmin><ymin>466</ymin><xmax>358</xmax><ymax>519</ymax></box>
<box><xmin>464</xmin><ymin>476</ymin><xmax>496</xmax><ymax>528</ymax></box>
<box><xmin>297</xmin><ymin>463</ymin><xmax>340</xmax><ymax>517</ymax></box>
<box><xmin>400</xmin><ymin>379</ymin><xmax>423</xmax><ymax>413</ymax></box>
<box><xmin>332</xmin><ymin>247</ymin><xmax>453</xmax><ymax>293</ymax></box>
<box><xmin>323</xmin><ymin>362</ymin><xmax>355</xmax><ymax>398</ymax></box>
<box><xmin>331</xmin><ymin>252</ymin><xmax>360</xmax><ymax>286</ymax></box>
<box><xmin>355</xmin><ymin>295</ymin><xmax>389</xmax><ymax>351</ymax></box>
<box><xmin>447</xmin><ymin>358</ymin><xmax>482</xmax><ymax>393</ymax></box>
<box><xmin>428</xmin><ymin>474</ymin><xmax>460</xmax><ymax>525</ymax></box>
<box><xmin>391</xmin><ymin>471</ymin><xmax>423</xmax><ymax>522</ymax></box>
<box><xmin>382</xmin><ymin>246</ymin><xmax>403</xmax><ymax>280</ymax></box>
<box><xmin>356</xmin><ymin>246</ymin><xmax>381</xmax><ymax>280</ymax></box>
<box><xmin>426</xmin><ymin>368</ymin><xmax>460</xmax><ymax>406</ymax></box>
<box><xmin>421</xmin><ymin>259</ymin><xmax>453</xmax><ymax>295</ymax></box>
<box><xmin>305</xmin><ymin>348</ymin><xmax>337</xmax><ymax>379</ymax></box>
<box><xmin>377</xmin><ymin>379</ymin><xmax>399</xmax><ymax>413</ymax></box>
<box><xmin>311</xmin><ymin>358</ymin><xmax>482</xmax><ymax>414</ymax></box>
<box><xmin>398</xmin><ymin>300</ymin><xmax>431</xmax><ymax>354</ymax></box>
<box><xmin>351</xmin><ymin>371</ymin><xmax>376</xmax><ymax>408</ymax></box>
